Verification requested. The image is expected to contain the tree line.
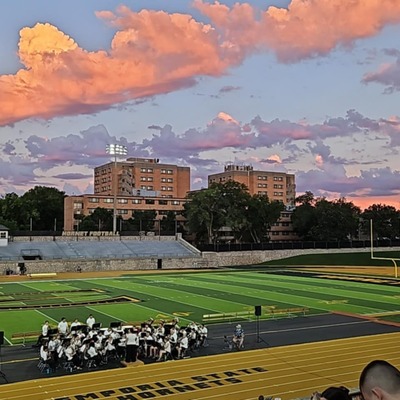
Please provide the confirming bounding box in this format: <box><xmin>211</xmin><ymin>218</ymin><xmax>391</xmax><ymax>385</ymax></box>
<box><xmin>0</xmin><ymin>184</ymin><xmax>399</xmax><ymax>244</ymax></box>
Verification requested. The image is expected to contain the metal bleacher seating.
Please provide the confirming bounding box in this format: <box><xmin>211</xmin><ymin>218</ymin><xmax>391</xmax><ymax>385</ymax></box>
<box><xmin>0</xmin><ymin>238</ymin><xmax>200</xmax><ymax>261</ymax></box>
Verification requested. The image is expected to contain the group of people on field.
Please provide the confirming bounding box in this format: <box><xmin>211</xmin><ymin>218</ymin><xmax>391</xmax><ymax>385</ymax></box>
<box><xmin>37</xmin><ymin>315</ymin><xmax>209</xmax><ymax>373</ymax></box>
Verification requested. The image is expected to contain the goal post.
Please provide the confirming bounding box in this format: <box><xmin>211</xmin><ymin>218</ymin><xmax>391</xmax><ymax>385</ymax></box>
<box><xmin>370</xmin><ymin>219</ymin><xmax>399</xmax><ymax>278</ymax></box>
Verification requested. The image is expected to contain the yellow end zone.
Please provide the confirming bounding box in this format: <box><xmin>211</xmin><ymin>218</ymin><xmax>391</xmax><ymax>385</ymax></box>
<box><xmin>3</xmin><ymin>332</ymin><xmax>400</xmax><ymax>400</ymax></box>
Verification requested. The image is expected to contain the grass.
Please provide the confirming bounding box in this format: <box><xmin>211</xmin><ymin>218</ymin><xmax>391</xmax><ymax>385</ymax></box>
<box><xmin>1</xmin><ymin>268</ymin><xmax>399</xmax><ymax>345</ymax></box>
<box><xmin>262</xmin><ymin>251</ymin><xmax>400</xmax><ymax>266</ymax></box>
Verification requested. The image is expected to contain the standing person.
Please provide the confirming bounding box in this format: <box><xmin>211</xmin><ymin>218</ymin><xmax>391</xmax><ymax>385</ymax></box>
<box><xmin>86</xmin><ymin>314</ymin><xmax>96</xmax><ymax>329</ymax></box>
<box><xmin>125</xmin><ymin>328</ymin><xmax>139</xmax><ymax>363</ymax></box>
<box><xmin>359</xmin><ymin>360</ymin><xmax>400</xmax><ymax>400</ymax></box>
<box><xmin>36</xmin><ymin>320</ymin><xmax>50</xmax><ymax>346</ymax></box>
<box><xmin>58</xmin><ymin>317</ymin><xmax>69</xmax><ymax>337</ymax></box>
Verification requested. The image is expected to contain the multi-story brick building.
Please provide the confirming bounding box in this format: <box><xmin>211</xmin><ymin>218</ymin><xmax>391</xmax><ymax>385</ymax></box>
<box><xmin>64</xmin><ymin>158</ymin><xmax>297</xmax><ymax>240</ymax></box>
<box><xmin>208</xmin><ymin>163</ymin><xmax>296</xmax><ymax>205</ymax></box>
<box><xmin>64</xmin><ymin>193</ymin><xmax>187</xmax><ymax>232</ymax></box>
<box><xmin>208</xmin><ymin>163</ymin><xmax>297</xmax><ymax>241</ymax></box>
<box><xmin>94</xmin><ymin>157</ymin><xmax>190</xmax><ymax>199</ymax></box>
<box><xmin>64</xmin><ymin>158</ymin><xmax>190</xmax><ymax>232</ymax></box>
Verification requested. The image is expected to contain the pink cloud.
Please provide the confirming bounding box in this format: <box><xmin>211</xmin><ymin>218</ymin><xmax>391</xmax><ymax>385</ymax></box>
<box><xmin>195</xmin><ymin>0</ymin><xmax>400</xmax><ymax>62</ymax></box>
<box><xmin>1</xmin><ymin>1</ymin><xmax>400</xmax><ymax>126</ymax></box>
<box><xmin>362</xmin><ymin>57</ymin><xmax>400</xmax><ymax>93</ymax></box>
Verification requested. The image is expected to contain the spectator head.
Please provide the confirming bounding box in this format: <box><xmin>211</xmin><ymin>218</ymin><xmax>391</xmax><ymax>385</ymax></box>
<box><xmin>320</xmin><ymin>386</ymin><xmax>351</xmax><ymax>400</ymax></box>
<box><xmin>359</xmin><ymin>360</ymin><xmax>400</xmax><ymax>400</ymax></box>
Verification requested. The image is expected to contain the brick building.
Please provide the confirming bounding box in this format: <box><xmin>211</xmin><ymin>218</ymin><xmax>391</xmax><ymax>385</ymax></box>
<box><xmin>208</xmin><ymin>163</ymin><xmax>296</xmax><ymax>205</ymax></box>
<box><xmin>64</xmin><ymin>158</ymin><xmax>190</xmax><ymax>232</ymax></box>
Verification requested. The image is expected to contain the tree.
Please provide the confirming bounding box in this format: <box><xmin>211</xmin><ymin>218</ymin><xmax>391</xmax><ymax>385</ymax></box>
<box><xmin>310</xmin><ymin>198</ymin><xmax>361</xmax><ymax>241</ymax></box>
<box><xmin>19</xmin><ymin>186</ymin><xmax>65</xmax><ymax>231</ymax></box>
<box><xmin>131</xmin><ymin>210</ymin><xmax>157</xmax><ymax>232</ymax></box>
<box><xmin>160</xmin><ymin>211</ymin><xmax>177</xmax><ymax>233</ymax></box>
<box><xmin>244</xmin><ymin>196</ymin><xmax>284</xmax><ymax>243</ymax></box>
<box><xmin>0</xmin><ymin>193</ymin><xmax>23</xmax><ymax>230</ymax></box>
<box><xmin>79</xmin><ymin>208</ymin><xmax>113</xmax><ymax>232</ymax></box>
<box><xmin>362</xmin><ymin>204</ymin><xmax>400</xmax><ymax>239</ymax></box>
<box><xmin>292</xmin><ymin>193</ymin><xmax>361</xmax><ymax>241</ymax></box>
<box><xmin>292</xmin><ymin>192</ymin><xmax>318</xmax><ymax>240</ymax></box>
<box><xmin>184</xmin><ymin>181</ymin><xmax>250</xmax><ymax>244</ymax></box>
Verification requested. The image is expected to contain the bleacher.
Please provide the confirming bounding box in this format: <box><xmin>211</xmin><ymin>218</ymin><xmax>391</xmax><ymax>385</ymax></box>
<box><xmin>0</xmin><ymin>238</ymin><xmax>200</xmax><ymax>261</ymax></box>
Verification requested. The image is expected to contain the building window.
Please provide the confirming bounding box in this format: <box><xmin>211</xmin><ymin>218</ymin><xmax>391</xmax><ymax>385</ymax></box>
<box><xmin>167</xmin><ymin>169</ymin><xmax>173</xmax><ymax>174</ymax></box>
<box><xmin>167</xmin><ymin>187</ymin><xmax>173</xmax><ymax>191</ymax></box>
<box><xmin>161</xmin><ymin>186</ymin><xmax>167</xmax><ymax>191</ymax></box>
<box><xmin>274</xmin><ymin>184</ymin><xmax>283</xmax><ymax>189</ymax></box>
<box><xmin>118</xmin><ymin>199</ymin><xmax>128</xmax><ymax>204</ymax></box>
<box><xmin>132</xmin><ymin>199</ymin><xmax>142</xmax><ymax>204</ymax></box>
<box><xmin>146</xmin><ymin>199</ymin><xmax>155</xmax><ymax>205</ymax></box>
<box><xmin>88</xmin><ymin>197</ymin><xmax>99</xmax><ymax>203</ymax></box>
<box><xmin>158</xmin><ymin>200</ymin><xmax>168</xmax><ymax>205</ymax></box>
<box><xmin>172</xmin><ymin>200</ymin><xmax>180</xmax><ymax>205</ymax></box>
<box><xmin>103</xmin><ymin>198</ymin><xmax>113</xmax><ymax>203</ymax></box>
<box><xmin>258</xmin><ymin>191</ymin><xmax>267</xmax><ymax>195</ymax></box>
<box><xmin>257</xmin><ymin>183</ymin><xmax>267</xmax><ymax>188</ymax></box>
<box><xmin>0</xmin><ymin>232</ymin><xmax>6</xmax><ymax>239</ymax></box>
<box><xmin>118</xmin><ymin>209</ymin><xmax>128</xmax><ymax>214</ymax></box>
<box><xmin>273</xmin><ymin>192</ymin><xmax>284</xmax><ymax>196</ymax></box>
<box><xmin>73</xmin><ymin>202</ymin><xmax>83</xmax><ymax>209</ymax></box>
<box><xmin>273</xmin><ymin>176</ymin><xmax>283</xmax><ymax>181</ymax></box>
<box><xmin>257</xmin><ymin>176</ymin><xmax>267</xmax><ymax>180</ymax></box>
<box><xmin>147</xmin><ymin>186</ymin><xmax>153</xmax><ymax>190</ymax></box>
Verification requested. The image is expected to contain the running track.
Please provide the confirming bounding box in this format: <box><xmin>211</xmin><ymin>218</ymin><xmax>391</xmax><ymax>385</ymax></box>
<box><xmin>2</xmin><ymin>331</ymin><xmax>400</xmax><ymax>400</ymax></box>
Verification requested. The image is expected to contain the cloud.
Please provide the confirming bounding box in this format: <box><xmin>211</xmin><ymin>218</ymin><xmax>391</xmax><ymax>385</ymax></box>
<box><xmin>362</xmin><ymin>53</ymin><xmax>400</xmax><ymax>93</ymax></box>
<box><xmin>2</xmin><ymin>1</ymin><xmax>400</xmax><ymax>126</ymax></box>
<box><xmin>194</xmin><ymin>0</ymin><xmax>400</xmax><ymax>63</ymax></box>
<box><xmin>53</xmin><ymin>173</ymin><xmax>92</xmax><ymax>180</ymax></box>
<box><xmin>297</xmin><ymin>165</ymin><xmax>400</xmax><ymax>201</ymax></box>
<box><xmin>1</xmin><ymin>109</ymin><xmax>400</xmax><ymax>206</ymax></box>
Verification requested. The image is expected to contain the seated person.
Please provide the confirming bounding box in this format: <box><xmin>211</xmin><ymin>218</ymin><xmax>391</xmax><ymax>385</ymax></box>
<box><xmin>232</xmin><ymin>324</ymin><xmax>244</xmax><ymax>349</ymax></box>
<box><xmin>86</xmin><ymin>341</ymin><xmax>102</xmax><ymax>366</ymax></box>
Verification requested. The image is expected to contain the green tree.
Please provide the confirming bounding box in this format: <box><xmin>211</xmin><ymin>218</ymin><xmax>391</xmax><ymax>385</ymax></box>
<box><xmin>292</xmin><ymin>192</ymin><xmax>318</xmax><ymax>240</ymax></box>
<box><xmin>0</xmin><ymin>193</ymin><xmax>23</xmax><ymax>230</ymax></box>
<box><xmin>292</xmin><ymin>193</ymin><xmax>361</xmax><ymax>241</ymax></box>
<box><xmin>310</xmin><ymin>198</ymin><xmax>361</xmax><ymax>241</ymax></box>
<box><xmin>160</xmin><ymin>211</ymin><xmax>177</xmax><ymax>233</ymax></box>
<box><xmin>79</xmin><ymin>208</ymin><xmax>113</xmax><ymax>232</ymax></box>
<box><xmin>239</xmin><ymin>195</ymin><xmax>284</xmax><ymax>243</ymax></box>
<box><xmin>19</xmin><ymin>186</ymin><xmax>65</xmax><ymax>231</ymax></box>
<box><xmin>132</xmin><ymin>210</ymin><xmax>157</xmax><ymax>232</ymax></box>
<box><xmin>184</xmin><ymin>181</ymin><xmax>250</xmax><ymax>244</ymax></box>
<box><xmin>362</xmin><ymin>204</ymin><xmax>400</xmax><ymax>239</ymax></box>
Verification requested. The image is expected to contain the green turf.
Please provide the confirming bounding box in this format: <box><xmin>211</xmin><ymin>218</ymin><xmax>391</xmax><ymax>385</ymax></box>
<box><xmin>0</xmin><ymin>270</ymin><xmax>399</xmax><ymax>345</ymax></box>
<box><xmin>262</xmin><ymin>251</ymin><xmax>400</xmax><ymax>266</ymax></box>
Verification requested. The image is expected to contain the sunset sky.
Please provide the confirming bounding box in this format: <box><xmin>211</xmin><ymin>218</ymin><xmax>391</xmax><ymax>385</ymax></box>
<box><xmin>1</xmin><ymin>0</ymin><xmax>400</xmax><ymax>210</ymax></box>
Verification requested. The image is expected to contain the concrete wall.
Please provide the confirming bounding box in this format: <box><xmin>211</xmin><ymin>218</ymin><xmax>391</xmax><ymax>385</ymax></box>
<box><xmin>1</xmin><ymin>245</ymin><xmax>398</xmax><ymax>275</ymax></box>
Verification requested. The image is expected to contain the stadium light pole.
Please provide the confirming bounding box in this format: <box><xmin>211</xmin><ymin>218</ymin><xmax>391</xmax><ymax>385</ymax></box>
<box><xmin>106</xmin><ymin>144</ymin><xmax>128</xmax><ymax>234</ymax></box>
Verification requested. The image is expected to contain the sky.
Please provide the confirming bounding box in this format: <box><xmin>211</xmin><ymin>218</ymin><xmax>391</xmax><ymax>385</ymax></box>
<box><xmin>1</xmin><ymin>0</ymin><xmax>400</xmax><ymax>210</ymax></box>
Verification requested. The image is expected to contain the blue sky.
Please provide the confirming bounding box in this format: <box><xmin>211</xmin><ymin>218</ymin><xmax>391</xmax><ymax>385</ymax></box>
<box><xmin>0</xmin><ymin>0</ymin><xmax>399</xmax><ymax>209</ymax></box>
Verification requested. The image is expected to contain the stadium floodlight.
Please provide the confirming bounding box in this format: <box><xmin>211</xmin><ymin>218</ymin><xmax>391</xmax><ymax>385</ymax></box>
<box><xmin>106</xmin><ymin>144</ymin><xmax>128</xmax><ymax>234</ymax></box>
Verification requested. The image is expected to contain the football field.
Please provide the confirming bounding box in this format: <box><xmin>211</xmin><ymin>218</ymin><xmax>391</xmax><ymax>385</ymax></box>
<box><xmin>1</xmin><ymin>268</ymin><xmax>400</xmax><ymax>344</ymax></box>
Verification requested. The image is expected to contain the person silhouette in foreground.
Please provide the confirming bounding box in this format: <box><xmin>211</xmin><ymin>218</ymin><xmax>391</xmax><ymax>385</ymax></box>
<box><xmin>359</xmin><ymin>360</ymin><xmax>400</xmax><ymax>400</ymax></box>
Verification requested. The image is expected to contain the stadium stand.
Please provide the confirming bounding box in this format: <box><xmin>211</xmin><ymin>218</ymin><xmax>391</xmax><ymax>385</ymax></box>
<box><xmin>0</xmin><ymin>238</ymin><xmax>200</xmax><ymax>261</ymax></box>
